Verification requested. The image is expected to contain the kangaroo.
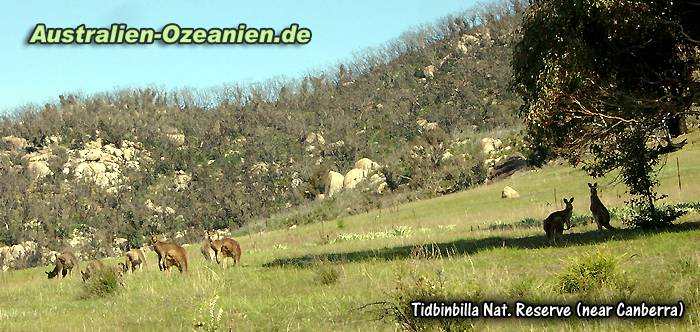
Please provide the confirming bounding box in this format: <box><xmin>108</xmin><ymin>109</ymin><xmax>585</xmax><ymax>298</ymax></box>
<box><xmin>81</xmin><ymin>259</ymin><xmax>105</xmax><ymax>282</ymax></box>
<box><xmin>588</xmin><ymin>183</ymin><xmax>615</xmax><ymax>230</ymax></box>
<box><xmin>150</xmin><ymin>235</ymin><xmax>183</xmax><ymax>271</ymax></box>
<box><xmin>207</xmin><ymin>231</ymin><xmax>241</xmax><ymax>269</ymax></box>
<box><xmin>46</xmin><ymin>251</ymin><xmax>79</xmax><ymax>279</ymax></box>
<box><xmin>163</xmin><ymin>246</ymin><xmax>189</xmax><ymax>273</ymax></box>
<box><xmin>46</xmin><ymin>256</ymin><xmax>65</xmax><ymax>279</ymax></box>
<box><xmin>200</xmin><ymin>232</ymin><xmax>215</xmax><ymax>262</ymax></box>
<box><xmin>121</xmin><ymin>248</ymin><xmax>147</xmax><ymax>273</ymax></box>
<box><xmin>543</xmin><ymin>198</ymin><xmax>574</xmax><ymax>242</ymax></box>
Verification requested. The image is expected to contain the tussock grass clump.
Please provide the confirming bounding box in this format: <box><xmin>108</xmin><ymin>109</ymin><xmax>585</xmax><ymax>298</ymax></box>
<box><xmin>80</xmin><ymin>268</ymin><xmax>123</xmax><ymax>299</ymax></box>
<box><xmin>671</xmin><ymin>257</ymin><xmax>698</xmax><ymax>276</ymax></box>
<box><xmin>364</xmin><ymin>267</ymin><xmax>479</xmax><ymax>331</ymax></box>
<box><xmin>506</xmin><ymin>277</ymin><xmax>541</xmax><ymax>300</ymax></box>
<box><xmin>410</xmin><ymin>244</ymin><xmax>443</xmax><ymax>260</ymax></box>
<box><xmin>556</xmin><ymin>250</ymin><xmax>629</xmax><ymax>295</ymax></box>
<box><xmin>313</xmin><ymin>258</ymin><xmax>341</xmax><ymax>285</ymax></box>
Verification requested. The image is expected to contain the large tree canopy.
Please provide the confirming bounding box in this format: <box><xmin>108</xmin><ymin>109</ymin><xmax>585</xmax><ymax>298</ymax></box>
<box><xmin>513</xmin><ymin>0</ymin><xmax>700</xmax><ymax>200</ymax></box>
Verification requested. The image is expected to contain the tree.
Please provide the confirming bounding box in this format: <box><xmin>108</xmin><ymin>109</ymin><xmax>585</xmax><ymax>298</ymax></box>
<box><xmin>512</xmin><ymin>0</ymin><xmax>700</xmax><ymax>211</ymax></box>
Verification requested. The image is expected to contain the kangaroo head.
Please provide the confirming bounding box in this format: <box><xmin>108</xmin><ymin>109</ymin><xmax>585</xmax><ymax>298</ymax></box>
<box><xmin>150</xmin><ymin>234</ymin><xmax>159</xmax><ymax>244</ymax></box>
<box><xmin>588</xmin><ymin>182</ymin><xmax>598</xmax><ymax>195</ymax></box>
<box><xmin>563</xmin><ymin>197</ymin><xmax>574</xmax><ymax>209</ymax></box>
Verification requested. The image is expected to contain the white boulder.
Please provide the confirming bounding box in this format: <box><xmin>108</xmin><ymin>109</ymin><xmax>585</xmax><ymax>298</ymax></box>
<box><xmin>343</xmin><ymin>168</ymin><xmax>368</xmax><ymax>189</ymax></box>
<box><xmin>324</xmin><ymin>171</ymin><xmax>345</xmax><ymax>197</ymax></box>
<box><xmin>355</xmin><ymin>158</ymin><xmax>380</xmax><ymax>171</ymax></box>
<box><xmin>501</xmin><ymin>186</ymin><xmax>520</xmax><ymax>199</ymax></box>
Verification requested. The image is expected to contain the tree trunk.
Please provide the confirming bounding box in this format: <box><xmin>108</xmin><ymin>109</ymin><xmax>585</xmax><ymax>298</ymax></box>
<box><xmin>667</xmin><ymin>115</ymin><xmax>688</xmax><ymax>137</ymax></box>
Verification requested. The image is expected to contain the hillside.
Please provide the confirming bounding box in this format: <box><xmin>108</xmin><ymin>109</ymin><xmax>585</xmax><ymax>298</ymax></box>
<box><xmin>1</xmin><ymin>129</ymin><xmax>699</xmax><ymax>331</ymax></box>
<box><xmin>0</xmin><ymin>3</ymin><xmax>527</xmax><ymax>265</ymax></box>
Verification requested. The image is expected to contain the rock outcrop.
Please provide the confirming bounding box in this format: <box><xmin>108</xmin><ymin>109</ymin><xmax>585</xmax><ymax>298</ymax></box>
<box><xmin>0</xmin><ymin>241</ymin><xmax>46</xmax><ymax>271</ymax></box>
<box><xmin>489</xmin><ymin>155</ymin><xmax>529</xmax><ymax>181</ymax></box>
<box><xmin>27</xmin><ymin>160</ymin><xmax>53</xmax><ymax>179</ymax></box>
<box><xmin>304</xmin><ymin>132</ymin><xmax>325</xmax><ymax>145</ymax></box>
<box><xmin>423</xmin><ymin>65</ymin><xmax>436</xmax><ymax>79</ymax></box>
<box><xmin>343</xmin><ymin>168</ymin><xmax>368</xmax><ymax>189</ymax></box>
<box><xmin>1</xmin><ymin>136</ymin><xmax>28</xmax><ymax>150</ymax></box>
<box><xmin>480</xmin><ymin>137</ymin><xmax>503</xmax><ymax>155</ymax></box>
<box><xmin>354</xmin><ymin>158</ymin><xmax>380</xmax><ymax>171</ymax></box>
<box><xmin>62</xmin><ymin>139</ymin><xmax>146</xmax><ymax>190</ymax></box>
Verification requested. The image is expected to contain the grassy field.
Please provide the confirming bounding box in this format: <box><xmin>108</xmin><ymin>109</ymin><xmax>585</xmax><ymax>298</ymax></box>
<box><xmin>1</xmin><ymin>132</ymin><xmax>700</xmax><ymax>331</ymax></box>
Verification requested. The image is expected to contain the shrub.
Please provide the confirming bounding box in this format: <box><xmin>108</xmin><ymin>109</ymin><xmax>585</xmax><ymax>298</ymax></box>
<box><xmin>313</xmin><ymin>258</ymin><xmax>341</xmax><ymax>285</ymax></box>
<box><xmin>671</xmin><ymin>201</ymin><xmax>700</xmax><ymax>214</ymax></box>
<box><xmin>556</xmin><ymin>250</ymin><xmax>626</xmax><ymax>294</ymax></box>
<box><xmin>80</xmin><ymin>268</ymin><xmax>123</xmax><ymax>299</ymax></box>
<box><xmin>363</xmin><ymin>268</ymin><xmax>478</xmax><ymax>332</ymax></box>
<box><xmin>616</xmin><ymin>199</ymin><xmax>687</xmax><ymax>229</ymax></box>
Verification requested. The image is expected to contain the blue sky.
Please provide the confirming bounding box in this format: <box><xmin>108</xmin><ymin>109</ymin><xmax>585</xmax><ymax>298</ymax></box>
<box><xmin>0</xmin><ymin>0</ymin><xmax>477</xmax><ymax>114</ymax></box>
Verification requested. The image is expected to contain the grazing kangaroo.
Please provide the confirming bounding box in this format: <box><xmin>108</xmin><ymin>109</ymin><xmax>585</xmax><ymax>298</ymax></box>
<box><xmin>207</xmin><ymin>231</ymin><xmax>241</xmax><ymax>269</ymax></box>
<box><xmin>120</xmin><ymin>249</ymin><xmax>147</xmax><ymax>273</ymax></box>
<box><xmin>150</xmin><ymin>235</ymin><xmax>183</xmax><ymax>271</ymax></box>
<box><xmin>81</xmin><ymin>259</ymin><xmax>105</xmax><ymax>282</ymax></box>
<box><xmin>543</xmin><ymin>198</ymin><xmax>574</xmax><ymax>242</ymax></box>
<box><xmin>588</xmin><ymin>183</ymin><xmax>615</xmax><ymax>230</ymax></box>
<box><xmin>163</xmin><ymin>247</ymin><xmax>188</xmax><ymax>273</ymax></box>
<box><xmin>46</xmin><ymin>251</ymin><xmax>79</xmax><ymax>279</ymax></box>
<box><xmin>200</xmin><ymin>233</ymin><xmax>215</xmax><ymax>262</ymax></box>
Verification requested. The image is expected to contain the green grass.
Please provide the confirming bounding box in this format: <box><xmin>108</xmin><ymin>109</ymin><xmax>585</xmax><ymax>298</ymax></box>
<box><xmin>2</xmin><ymin>132</ymin><xmax>700</xmax><ymax>331</ymax></box>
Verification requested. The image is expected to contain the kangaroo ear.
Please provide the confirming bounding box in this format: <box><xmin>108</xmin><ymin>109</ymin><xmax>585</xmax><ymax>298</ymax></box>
<box><xmin>588</xmin><ymin>183</ymin><xmax>592</xmax><ymax>188</ymax></box>
<box><xmin>594</xmin><ymin>182</ymin><xmax>597</xmax><ymax>187</ymax></box>
<box><xmin>570</xmin><ymin>197</ymin><xmax>575</xmax><ymax>202</ymax></box>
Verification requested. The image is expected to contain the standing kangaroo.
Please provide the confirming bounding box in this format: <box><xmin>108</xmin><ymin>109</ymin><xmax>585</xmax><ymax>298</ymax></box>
<box><xmin>81</xmin><ymin>259</ymin><xmax>105</xmax><ymax>282</ymax></box>
<box><xmin>46</xmin><ymin>251</ymin><xmax>80</xmax><ymax>279</ymax></box>
<box><xmin>120</xmin><ymin>248</ymin><xmax>147</xmax><ymax>273</ymax></box>
<box><xmin>200</xmin><ymin>232</ymin><xmax>215</xmax><ymax>262</ymax></box>
<box><xmin>207</xmin><ymin>231</ymin><xmax>241</xmax><ymax>269</ymax></box>
<box><xmin>150</xmin><ymin>235</ymin><xmax>185</xmax><ymax>271</ymax></box>
<box><xmin>543</xmin><ymin>198</ymin><xmax>574</xmax><ymax>242</ymax></box>
<box><xmin>588</xmin><ymin>183</ymin><xmax>615</xmax><ymax>230</ymax></box>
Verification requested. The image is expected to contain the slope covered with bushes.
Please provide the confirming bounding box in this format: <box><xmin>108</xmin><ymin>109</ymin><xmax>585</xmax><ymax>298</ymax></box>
<box><xmin>0</xmin><ymin>1</ymin><xmax>527</xmax><ymax>256</ymax></box>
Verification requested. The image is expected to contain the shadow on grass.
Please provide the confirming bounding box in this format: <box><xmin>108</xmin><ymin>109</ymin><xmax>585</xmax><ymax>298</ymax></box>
<box><xmin>262</xmin><ymin>221</ymin><xmax>700</xmax><ymax>268</ymax></box>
